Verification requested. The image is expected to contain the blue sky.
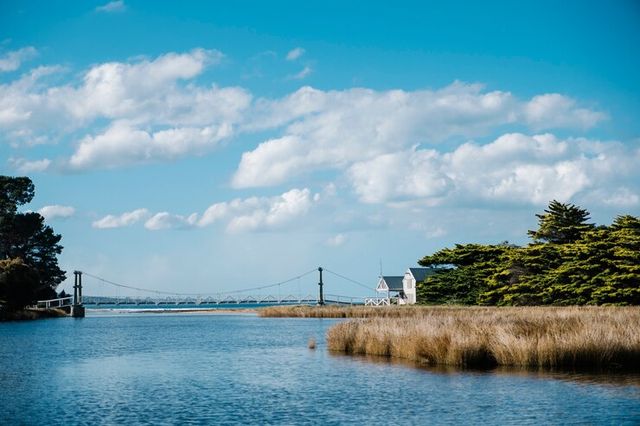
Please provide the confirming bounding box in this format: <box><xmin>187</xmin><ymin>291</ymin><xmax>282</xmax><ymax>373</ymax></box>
<box><xmin>1</xmin><ymin>1</ymin><xmax>639</xmax><ymax>298</ymax></box>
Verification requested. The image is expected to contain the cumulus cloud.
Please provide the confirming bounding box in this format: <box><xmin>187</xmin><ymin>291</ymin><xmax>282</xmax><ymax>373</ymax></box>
<box><xmin>96</xmin><ymin>0</ymin><xmax>126</xmax><ymax>13</ymax></box>
<box><xmin>226</xmin><ymin>188</ymin><xmax>315</xmax><ymax>232</ymax></box>
<box><xmin>69</xmin><ymin>121</ymin><xmax>233</xmax><ymax>169</ymax></box>
<box><xmin>197</xmin><ymin>188</ymin><xmax>317</xmax><ymax>233</ymax></box>
<box><xmin>525</xmin><ymin>94</ymin><xmax>606</xmax><ymax>130</ymax></box>
<box><xmin>38</xmin><ymin>205</ymin><xmax>75</xmax><ymax>220</ymax></box>
<box><xmin>0</xmin><ymin>49</ymin><xmax>247</xmax><ymax>153</ymax></box>
<box><xmin>233</xmin><ymin>82</ymin><xmax>604</xmax><ymax>188</ymax></box>
<box><xmin>0</xmin><ymin>47</ymin><xmax>37</xmax><ymax>72</ymax></box>
<box><xmin>347</xmin><ymin>133</ymin><xmax>640</xmax><ymax>206</ymax></box>
<box><xmin>144</xmin><ymin>212</ymin><xmax>198</xmax><ymax>230</ymax></box>
<box><xmin>286</xmin><ymin>47</ymin><xmax>305</xmax><ymax>61</ymax></box>
<box><xmin>0</xmin><ymin>49</ymin><xmax>605</xmax><ymax>176</ymax></box>
<box><xmin>92</xmin><ymin>208</ymin><xmax>150</xmax><ymax>229</ymax></box>
<box><xmin>97</xmin><ymin>188</ymin><xmax>317</xmax><ymax>232</ymax></box>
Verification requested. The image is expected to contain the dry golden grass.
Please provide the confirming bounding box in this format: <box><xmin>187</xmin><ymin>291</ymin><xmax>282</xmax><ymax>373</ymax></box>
<box><xmin>260</xmin><ymin>305</ymin><xmax>640</xmax><ymax>369</ymax></box>
<box><xmin>259</xmin><ymin>305</ymin><xmax>431</xmax><ymax>318</ymax></box>
<box><xmin>323</xmin><ymin>306</ymin><xmax>640</xmax><ymax>369</ymax></box>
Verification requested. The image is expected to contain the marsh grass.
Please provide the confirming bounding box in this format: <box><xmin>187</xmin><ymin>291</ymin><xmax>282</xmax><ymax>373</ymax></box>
<box><xmin>326</xmin><ymin>306</ymin><xmax>640</xmax><ymax>369</ymax></box>
<box><xmin>260</xmin><ymin>305</ymin><xmax>640</xmax><ymax>370</ymax></box>
<box><xmin>259</xmin><ymin>305</ymin><xmax>431</xmax><ymax>318</ymax></box>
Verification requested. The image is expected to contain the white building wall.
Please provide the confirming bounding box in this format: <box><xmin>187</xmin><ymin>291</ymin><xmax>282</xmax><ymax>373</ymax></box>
<box><xmin>402</xmin><ymin>271</ymin><xmax>417</xmax><ymax>305</ymax></box>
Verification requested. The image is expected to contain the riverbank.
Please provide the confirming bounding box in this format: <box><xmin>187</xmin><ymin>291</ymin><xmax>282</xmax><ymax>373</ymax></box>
<box><xmin>0</xmin><ymin>308</ymin><xmax>68</xmax><ymax>321</ymax></box>
<box><xmin>321</xmin><ymin>306</ymin><xmax>640</xmax><ymax>370</ymax></box>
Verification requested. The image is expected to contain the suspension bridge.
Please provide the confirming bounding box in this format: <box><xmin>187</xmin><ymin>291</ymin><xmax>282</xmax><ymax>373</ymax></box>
<box><xmin>34</xmin><ymin>266</ymin><xmax>379</xmax><ymax>316</ymax></box>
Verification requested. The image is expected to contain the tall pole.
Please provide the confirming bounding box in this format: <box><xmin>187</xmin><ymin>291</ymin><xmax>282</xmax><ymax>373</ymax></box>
<box><xmin>73</xmin><ymin>271</ymin><xmax>78</xmax><ymax>304</ymax></box>
<box><xmin>318</xmin><ymin>267</ymin><xmax>324</xmax><ymax>305</ymax></box>
<box><xmin>71</xmin><ymin>270</ymin><xmax>85</xmax><ymax>318</ymax></box>
<box><xmin>78</xmin><ymin>271</ymin><xmax>82</xmax><ymax>305</ymax></box>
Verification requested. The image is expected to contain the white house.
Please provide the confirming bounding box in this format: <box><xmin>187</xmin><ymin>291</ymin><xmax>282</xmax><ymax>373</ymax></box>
<box><xmin>400</xmin><ymin>267</ymin><xmax>437</xmax><ymax>305</ymax></box>
<box><xmin>375</xmin><ymin>276</ymin><xmax>405</xmax><ymax>301</ymax></box>
<box><xmin>374</xmin><ymin>268</ymin><xmax>436</xmax><ymax>305</ymax></box>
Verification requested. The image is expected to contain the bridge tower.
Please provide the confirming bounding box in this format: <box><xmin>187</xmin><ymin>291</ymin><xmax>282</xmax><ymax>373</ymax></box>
<box><xmin>318</xmin><ymin>267</ymin><xmax>325</xmax><ymax>306</ymax></box>
<box><xmin>71</xmin><ymin>270</ymin><xmax>85</xmax><ymax>318</ymax></box>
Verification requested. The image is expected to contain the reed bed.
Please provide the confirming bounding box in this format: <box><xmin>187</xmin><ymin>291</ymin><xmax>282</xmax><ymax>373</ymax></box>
<box><xmin>259</xmin><ymin>305</ymin><xmax>433</xmax><ymax>318</ymax></box>
<box><xmin>324</xmin><ymin>306</ymin><xmax>640</xmax><ymax>370</ymax></box>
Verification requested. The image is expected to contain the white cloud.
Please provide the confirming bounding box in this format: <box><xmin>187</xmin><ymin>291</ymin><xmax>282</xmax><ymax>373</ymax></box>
<box><xmin>346</xmin><ymin>133</ymin><xmax>640</xmax><ymax>206</ymax></box>
<box><xmin>9</xmin><ymin>157</ymin><xmax>51</xmax><ymax>173</ymax></box>
<box><xmin>233</xmin><ymin>82</ymin><xmax>604</xmax><ymax>188</ymax></box>
<box><xmin>92</xmin><ymin>208</ymin><xmax>150</xmax><ymax>229</ymax></box>
<box><xmin>0</xmin><ymin>51</ymin><xmax>606</xmax><ymax>176</ymax></box>
<box><xmin>286</xmin><ymin>47</ymin><xmax>305</xmax><ymax>61</ymax></box>
<box><xmin>326</xmin><ymin>234</ymin><xmax>346</xmax><ymax>246</ymax></box>
<box><xmin>525</xmin><ymin>94</ymin><xmax>606</xmax><ymax>130</ymax></box>
<box><xmin>0</xmin><ymin>47</ymin><xmax>37</xmax><ymax>72</ymax></box>
<box><xmin>0</xmin><ymin>49</ymin><xmax>246</xmax><ymax>154</ymax></box>
<box><xmin>144</xmin><ymin>212</ymin><xmax>198</xmax><ymax>230</ymax></box>
<box><xmin>290</xmin><ymin>66</ymin><xmax>312</xmax><ymax>80</ymax></box>
<box><xmin>233</xmin><ymin>83</ymin><xmax>520</xmax><ymax>188</ymax></box>
<box><xmin>69</xmin><ymin>121</ymin><xmax>233</xmax><ymax>170</ymax></box>
<box><xmin>224</xmin><ymin>188</ymin><xmax>316</xmax><ymax>232</ymax></box>
<box><xmin>96</xmin><ymin>1</ymin><xmax>126</xmax><ymax>13</ymax></box>
<box><xmin>601</xmin><ymin>188</ymin><xmax>640</xmax><ymax>208</ymax></box>
<box><xmin>38</xmin><ymin>205</ymin><xmax>75</xmax><ymax>220</ymax></box>
<box><xmin>348</xmin><ymin>148</ymin><xmax>452</xmax><ymax>203</ymax></box>
<box><xmin>95</xmin><ymin>188</ymin><xmax>317</xmax><ymax>233</ymax></box>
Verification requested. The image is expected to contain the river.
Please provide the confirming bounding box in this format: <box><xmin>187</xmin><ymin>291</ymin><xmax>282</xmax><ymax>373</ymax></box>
<box><xmin>1</xmin><ymin>311</ymin><xmax>639</xmax><ymax>424</ymax></box>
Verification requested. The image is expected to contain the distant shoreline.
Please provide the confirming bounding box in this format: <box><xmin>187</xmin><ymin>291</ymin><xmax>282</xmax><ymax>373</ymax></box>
<box><xmin>0</xmin><ymin>308</ymin><xmax>68</xmax><ymax>322</ymax></box>
<box><xmin>88</xmin><ymin>307</ymin><xmax>260</xmax><ymax>315</ymax></box>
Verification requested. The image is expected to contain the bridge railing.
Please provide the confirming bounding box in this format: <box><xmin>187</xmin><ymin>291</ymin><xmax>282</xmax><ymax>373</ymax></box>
<box><xmin>33</xmin><ymin>296</ymin><xmax>74</xmax><ymax>309</ymax></box>
<box><xmin>324</xmin><ymin>294</ymin><xmax>364</xmax><ymax>305</ymax></box>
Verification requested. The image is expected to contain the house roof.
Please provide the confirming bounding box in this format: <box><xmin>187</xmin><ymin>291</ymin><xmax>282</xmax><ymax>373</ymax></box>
<box><xmin>379</xmin><ymin>276</ymin><xmax>404</xmax><ymax>291</ymax></box>
<box><xmin>408</xmin><ymin>267</ymin><xmax>437</xmax><ymax>282</ymax></box>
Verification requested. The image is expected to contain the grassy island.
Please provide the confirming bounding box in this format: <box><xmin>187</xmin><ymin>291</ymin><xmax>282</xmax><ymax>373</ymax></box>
<box><xmin>261</xmin><ymin>305</ymin><xmax>640</xmax><ymax>370</ymax></box>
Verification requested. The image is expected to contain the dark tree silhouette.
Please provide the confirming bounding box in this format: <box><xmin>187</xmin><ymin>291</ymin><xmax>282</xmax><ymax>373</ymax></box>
<box><xmin>0</xmin><ymin>176</ymin><xmax>65</xmax><ymax>309</ymax></box>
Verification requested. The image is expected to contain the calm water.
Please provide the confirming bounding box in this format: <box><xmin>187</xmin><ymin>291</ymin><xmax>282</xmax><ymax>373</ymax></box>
<box><xmin>1</xmin><ymin>312</ymin><xmax>639</xmax><ymax>425</ymax></box>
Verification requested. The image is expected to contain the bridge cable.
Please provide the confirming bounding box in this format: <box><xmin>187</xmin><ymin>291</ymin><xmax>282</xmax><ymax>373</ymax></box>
<box><xmin>81</xmin><ymin>268</ymin><xmax>318</xmax><ymax>297</ymax></box>
<box><xmin>322</xmin><ymin>268</ymin><xmax>374</xmax><ymax>291</ymax></box>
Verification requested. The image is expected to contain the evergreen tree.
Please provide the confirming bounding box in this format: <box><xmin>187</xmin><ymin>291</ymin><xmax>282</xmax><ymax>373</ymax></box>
<box><xmin>527</xmin><ymin>200</ymin><xmax>594</xmax><ymax>244</ymax></box>
<box><xmin>417</xmin><ymin>243</ymin><xmax>513</xmax><ymax>305</ymax></box>
<box><xmin>482</xmin><ymin>243</ymin><xmax>563</xmax><ymax>305</ymax></box>
<box><xmin>0</xmin><ymin>258</ymin><xmax>40</xmax><ymax>310</ymax></box>
<box><xmin>0</xmin><ymin>176</ymin><xmax>65</xmax><ymax>308</ymax></box>
<box><xmin>590</xmin><ymin>215</ymin><xmax>640</xmax><ymax>305</ymax></box>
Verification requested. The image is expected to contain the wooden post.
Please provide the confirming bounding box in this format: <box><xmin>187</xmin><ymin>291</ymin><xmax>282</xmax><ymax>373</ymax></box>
<box><xmin>318</xmin><ymin>267</ymin><xmax>325</xmax><ymax>306</ymax></box>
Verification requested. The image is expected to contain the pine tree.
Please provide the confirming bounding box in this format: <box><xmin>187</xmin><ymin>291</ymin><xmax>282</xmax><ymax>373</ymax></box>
<box><xmin>527</xmin><ymin>200</ymin><xmax>594</xmax><ymax>244</ymax></box>
<box><xmin>0</xmin><ymin>176</ymin><xmax>66</xmax><ymax>308</ymax></box>
<box><xmin>417</xmin><ymin>243</ymin><xmax>513</xmax><ymax>305</ymax></box>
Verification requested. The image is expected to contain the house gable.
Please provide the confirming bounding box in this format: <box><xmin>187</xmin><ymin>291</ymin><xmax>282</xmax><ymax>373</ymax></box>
<box><xmin>376</xmin><ymin>276</ymin><xmax>404</xmax><ymax>292</ymax></box>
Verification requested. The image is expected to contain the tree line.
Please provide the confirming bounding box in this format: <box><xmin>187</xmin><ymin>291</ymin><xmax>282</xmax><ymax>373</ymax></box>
<box><xmin>0</xmin><ymin>176</ymin><xmax>65</xmax><ymax>312</ymax></box>
<box><xmin>417</xmin><ymin>200</ymin><xmax>640</xmax><ymax>306</ymax></box>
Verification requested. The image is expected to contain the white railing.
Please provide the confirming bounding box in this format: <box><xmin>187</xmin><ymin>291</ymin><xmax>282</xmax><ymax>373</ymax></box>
<box><xmin>364</xmin><ymin>297</ymin><xmax>390</xmax><ymax>306</ymax></box>
<box><xmin>34</xmin><ymin>296</ymin><xmax>74</xmax><ymax>309</ymax></box>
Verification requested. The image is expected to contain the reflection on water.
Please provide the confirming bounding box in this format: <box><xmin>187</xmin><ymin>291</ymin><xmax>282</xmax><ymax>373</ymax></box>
<box><xmin>1</xmin><ymin>313</ymin><xmax>639</xmax><ymax>425</ymax></box>
<box><xmin>332</xmin><ymin>352</ymin><xmax>640</xmax><ymax>388</ymax></box>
